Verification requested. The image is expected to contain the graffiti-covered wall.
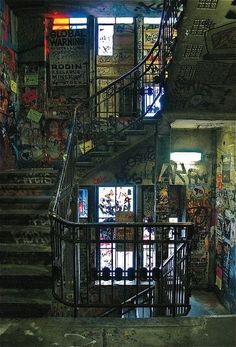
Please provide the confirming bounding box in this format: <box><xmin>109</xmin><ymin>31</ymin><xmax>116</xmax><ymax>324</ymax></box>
<box><xmin>166</xmin><ymin>129</ymin><xmax>216</xmax><ymax>288</ymax></box>
<box><xmin>0</xmin><ymin>0</ymin><xmax>18</xmax><ymax>170</ymax></box>
<box><xmin>215</xmin><ymin>126</ymin><xmax>236</xmax><ymax>313</ymax></box>
<box><xmin>16</xmin><ymin>18</ymin><xmax>73</xmax><ymax>167</ymax></box>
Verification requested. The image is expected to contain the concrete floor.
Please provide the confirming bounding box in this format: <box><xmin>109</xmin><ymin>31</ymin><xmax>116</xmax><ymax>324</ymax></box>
<box><xmin>188</xmin><ymin>290</ymin><xmax>230</xmax><ymax>316</ymax></box>
<box><xmin>0</xmin><ymin>291</ymin><xmax>235</xmax><ymax>347</ymax></box>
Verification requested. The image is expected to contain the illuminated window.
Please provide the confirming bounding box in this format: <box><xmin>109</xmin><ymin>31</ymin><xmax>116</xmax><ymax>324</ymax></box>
<box><xmin>144</xmin><ymin>17</ymin><xmax>161</xmax><ymax>24</ymax></box>
<box><xmin>98</xmin><ymin>17</ymin><xmax>133</xmax><ymax>24</ymax></box>
<box><xmin>98</xmin><ymin>25</ymin><xmax>114</xmax><ymax>56</ymax></box>
<box><xmin>144</xmin><ymin>86</ymin><xmax>164</xmax><ymax>117</ymax></box>
<box><xmin>98</xmin><ymin>186</ymin><xmax>134</xmax><ymax>272</ymax></box>
<box><xmin>78</xmin><ymin>188</ymin><xmax>88</xmax><ymax>220</ymax></box>
<box><xmin>52</xmin><ymin>17</ymin><xmax>87</xmax><ymax>30</ymax></box>
<box><xmin>97</xmin><ymin>17</ymin><xmax>133</xmax><ymax>56</ymax></box>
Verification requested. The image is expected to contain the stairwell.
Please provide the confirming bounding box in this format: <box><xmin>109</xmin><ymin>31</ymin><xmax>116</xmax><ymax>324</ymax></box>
<box><xmin>77</xmin><ymin>121</ymin><xmax>156</xmax><ymax>182</ymax></box>
<box><xmin>0</xmin><ymin>168</ymin><xmax>57</xmax><ymax>317</ymax></box>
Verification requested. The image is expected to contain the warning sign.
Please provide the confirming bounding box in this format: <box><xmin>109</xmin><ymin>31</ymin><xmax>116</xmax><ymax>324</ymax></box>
<box><xmin>48</xmin><ymin>29</ymin><xmax>88</xmax><ymax>87</ymax></box>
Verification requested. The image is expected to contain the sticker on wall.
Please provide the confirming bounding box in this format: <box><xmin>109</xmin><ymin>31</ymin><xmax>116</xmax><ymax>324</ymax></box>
<box><xmin>215</xmin><ymin>265</ymin><xmax>223</xmax><ymax>290</ymax></box>
<box><xmin>24</xmin><ymin>73</ymin><xmax>39</xmax><ymax>86</ymax></box>
<box><xmin>10</xmin><ymin>80</ymin><xmax>17</xmax><ymax>93</ymax></box>
<box><xmin>22</xmin><ymin>89</ymin><xmax>38</xmax><ymax>105</ymax></box>
<box><xmin>217</xmin><ymin>174</ymin><xmax>223</xmax><ymax>190</ymax></box>
<box><xmin>79</xmin><ymin>139</ymin><xmax>94</xmax><ymax>154</ymax></box>
<box><xmin>222</xmin><ymin>154</ymin><xmax>231</xmax><ymax>183</ymax></box>
<box><xmin>27</xmin><ymin>109</ymin><xmax>42</xmax><ymax>123</ymax></box>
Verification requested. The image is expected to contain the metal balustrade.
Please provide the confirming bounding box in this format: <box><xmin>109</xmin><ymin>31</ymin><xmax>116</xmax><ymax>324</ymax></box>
<box><xmin>50</xmin><ymin>221</ymin><xmax>193</xmax><ymax>317</ymax></box>
<box><xmin>49</xmin><ymin>0</ymin><xmax>189</xmax><ymax>317</ymax></box>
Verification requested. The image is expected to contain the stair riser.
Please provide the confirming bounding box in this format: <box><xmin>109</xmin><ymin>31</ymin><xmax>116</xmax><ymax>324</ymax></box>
<box><xmin>0</xmin><ymin>189</ymin><xmax>53</xmax><ymax>197</ymax></box>
<box><xmin>0</xmin><ymin>303</ymin><xmax>52</xmax><ymax>318</ymax></box>
<box><xmin>0</xmin><ymin>276</ymin><xmax>51</xmax><ymax>289</ymax></box>
<box><xmin>0</xmin><ymin>202</ymin><xmax>50</xmax><ymax>209</ymax></box>
<box><xmin>0</xmin><ymin>232</ymin><xmax>50</xmax><ymax>244</ymax></box>
<box><xmin>0</xmin><ymin>253</ymin><xmax>51</xmax><ymax>265</ymax></box>
<box><xmin>0</xmin><ymin>215</ymin><xmax>49</xmax><ymax>226</ymax></box>
<box><xmin>0</xmin><ymin>171</ymin><xmax>57</xmax><ymax>185</ymax></box>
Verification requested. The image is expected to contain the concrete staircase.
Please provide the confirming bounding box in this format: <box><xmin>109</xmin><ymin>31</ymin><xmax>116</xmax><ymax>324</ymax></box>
<box><xmin>77</xmin><ymin>121</ymin><xmax>156</xmax><ymax>182</ymax></box>
<box><xmin>0</xmin><ymin>168</ymin><xmax>57</xmax><ymax>317</ymax></box>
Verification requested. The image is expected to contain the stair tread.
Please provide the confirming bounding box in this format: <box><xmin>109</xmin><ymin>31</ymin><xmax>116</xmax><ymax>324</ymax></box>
<box><xmin>0</xmin><ymin>243</ymin><xmax>51</xmax><ymax>252</ymax></box>
<box><xmin>0</xmin><ymin>225</ymin><xmax>50</xmax><ymax>232</ymax></box>
<box><xmin>107</xmin><ymin>140</ymin><xmax>129</xmax><ymax>145</ymax></box>
<box><xmin>0</xmin><ymin>182</ymin><xmax>55</xmax><ymax>187</ymax></box>
<box><xmin>0</xmin><ymin>196</ymin><xmax>51</xmax><ymax>201</ymax></box>
<box><xmin>76</xmin><ymin>161</ymin><xmax>94</xmax><ymax>167</ymax></box>
<box><xmin>124</xmin><ymin>129</ymin><xmax>146</xmax><ymax>135</ymax></box>
<box><xmin>0</xmin><ymin>288</ymin><xmax>52</xmax><ymax>304</ymax></box>
<box><xmin>0</xmin><ymin>209</ymin><xmax>48</xmax><ymax>214</ymax></box>
<box><xmin>0</xmin><ymin>264</ymin><xmax>51</xmax><ymax>276</ymax></box>
<box><xmin>0</xmin><ymin>168</ymin><xmax>57</xmax><ymax>174</ymax></box>
<box><xmin>90</xmin><ymin>151</ymin><xmax>111</xmax><ymax>157</ymax></box>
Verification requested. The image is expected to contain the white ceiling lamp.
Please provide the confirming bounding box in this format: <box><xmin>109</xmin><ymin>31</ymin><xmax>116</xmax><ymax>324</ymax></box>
<box><xmin>170</xmin><ymin>151</ymin><xmax>202</xmax><ymax>163</ymax></box>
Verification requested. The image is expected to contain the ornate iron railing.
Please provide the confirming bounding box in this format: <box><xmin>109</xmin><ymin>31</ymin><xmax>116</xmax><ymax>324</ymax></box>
<box><xmin>50</xmin><ymin>221</ymin><xmax>193</xmax><ymax>317</ymax></box>
<box><xmin>49</xmin><ymin>0</ymin><xmax>184</xmax><ymax>219</ymax></box>
<box><xmin>49</xmin><ymin>0</ymin><xmax>188</xmax><ymax>317</ymax></box>
<box><xmin>78</xmin><ymin>0</ymin><xmax>183</xmax><ymax>154</ymax></box>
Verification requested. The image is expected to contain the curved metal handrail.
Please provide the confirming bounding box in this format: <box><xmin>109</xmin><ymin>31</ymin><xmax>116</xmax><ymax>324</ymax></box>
<box><xmin>49</xmin><ymin>0</ymin><xmax>183</xmax><ymax>219</ymax></box>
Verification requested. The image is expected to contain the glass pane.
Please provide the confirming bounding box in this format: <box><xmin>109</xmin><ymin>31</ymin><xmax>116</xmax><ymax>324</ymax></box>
<box><xmin>116</xmin><ymin>17</ymin><xmax>133</xmax><ymax>24</ymax></box>
<box><xmin>53</xmin><ymin>18</ymin><xmax>69</xmax><ymax>30</ymax></box>
<box><xmin>98</xmin><ymin>186</ymin><xmax>134</xmax><ymax>272</ymax></box>
<box><xmin>98</xmin><ymin>25</ymin><xmax>114</xmax><ymax>56</ymax></box>
<box><xmin>97</xmin><ymin>17</ymin><xmax>115</xmax><ymax>24</ymax></box>
<box><xmin>78</xmin><ymin>189</ymin><xmax>88</xmax><ymax>219</ymax></box>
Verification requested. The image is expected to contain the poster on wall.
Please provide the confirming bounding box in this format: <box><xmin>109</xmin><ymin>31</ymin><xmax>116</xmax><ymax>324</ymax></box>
<box><xmin>222</xmin><ymin>154</ymin><xmax>231</xmax><ymax>183</ymax></box>
<box><xmin>48</xmin><ymin>29</ymin><xmax>88</xmax><ymax>87</ymax></box>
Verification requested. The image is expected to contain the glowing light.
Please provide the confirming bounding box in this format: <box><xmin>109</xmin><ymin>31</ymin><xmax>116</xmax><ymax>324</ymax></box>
<box><xmin>170</xmin><ymin>152</ymin><xmax>202</xmax><ymax>163</ymax></box>
<box><xmin>144</xmin><ymin>17</ymin><xmax>161</xmax><ymax>24</ymax></box>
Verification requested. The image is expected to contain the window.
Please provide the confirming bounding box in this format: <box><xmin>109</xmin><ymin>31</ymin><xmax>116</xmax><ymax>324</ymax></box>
<box><xmin>97</xmin><ymin>17</ymin><xmax>133</xmax><ymax>56</ymax></box>
<box><xmin>98</xmin><ymin>186</ymin><xmax>134</xmax><ymax>272</ymax></box>
<box><xmin>98</xmin><ymin>25</ymin><xmax>114</xmax><ymax>56</ymax></box>
<box><xmin>98</xmin><ymin>186</ymin><xmax>134</xmax><ymax>222</ymax></box>
<box><xmin>144</xmin><ymin>17</ymin><xmax>161</xmax><ymax>25</ymax></box>
<box><xmin>144</xmin><ymin>86</ymin><xmax>164</xmax><ymax>117</ymax></box>
<box><xmin>52</xmin><ymin>17</ymin><xmax>87</xmax><ymax>30</ymax></box>
<box><xmin>78</xmin><ymin>188</ymin><xmax>88</xmax><ymax>220</ymax></box>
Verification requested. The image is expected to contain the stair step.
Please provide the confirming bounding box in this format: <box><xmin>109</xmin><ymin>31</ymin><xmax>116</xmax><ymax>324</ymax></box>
<box><xmin>0</xmin><ymin>264</ymin><xmax>51</xmax><ymax>288</ymax></box>
<box><xmin>124</xmin><ymin>129</ymin><xmax>146</xmax><ymax>136</ymax></box>
<box><xmin>90</xmin><ymin>151</ymin><xmax>111</xmax><ymax>157</ymax></box>
<box><xmin>0</xmin><ymin>243</ymin><xmax>50</xmax><ymax>252</ymax></box>
<box><xmin>0</xmin><ymin>225</ymin><xmax>50</xmax><ymax>244</ymax></box>
<box><xmin>0</xmin><ymin>209</ymin><xmax>48</xmax><ymax>215</ymax></box>
<box><xmin>0</xmin><ymin>183</ymin><xmax>55</xmax><ymax>191</ymax></box>
<box><xmin>107</xmin><ymin>140</ymin><xmax>129</xmax><ymax>146</ymax></box>
<box><xmin>0</xmin><ymin>196</ymin><xmax>51</xmax><ymax>203</ymax></box>
<box><xmin>0</xmin><ymin>209</ymin><xmax>49</xmax><ymax>226</ymax></box>
<box><xmin>0</xmin><ymin>289</ymin><xmax>52</xmax><ymax>317</ymax></box>
<box><xmin>0</xmin><ymin>288</ymin><xmax>52</xmax><ymax>304</ymax></box>
<box><xmin>0</xmin><ymin>243</ymin><xmax>51</xmax><ymax>265</ymax></box>
<box><xmin>0</xmin><ymin>168</ymin><xmax>57</xmax><ymax>185</ymax></box>
<box><xmin>76</xmin><ymin>161</ymin><xmax>94</xmax><ymax>167</ymax></box>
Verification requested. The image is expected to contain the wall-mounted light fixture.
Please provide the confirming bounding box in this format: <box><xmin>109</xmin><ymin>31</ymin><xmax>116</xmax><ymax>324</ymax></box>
<box><xmin>170</xmin><ymin>151</ymin><xmax>202</xmax><ymax>163</ymax></box>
